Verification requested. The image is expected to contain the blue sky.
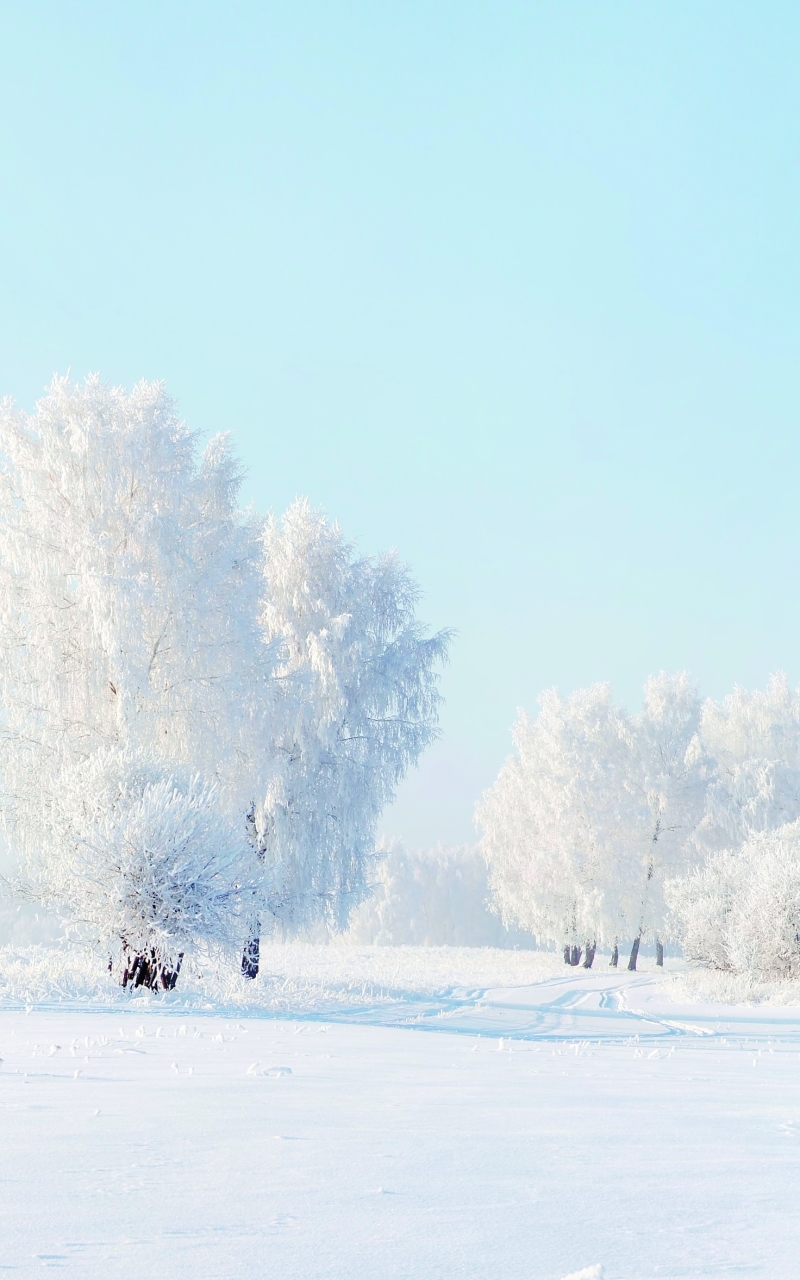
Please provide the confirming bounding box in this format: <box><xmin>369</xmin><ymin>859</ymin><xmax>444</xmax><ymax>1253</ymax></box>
<box><xmin>2</xmin><ymin>3</ymin><xmax>800</xmax><ymax>845</ymax></box>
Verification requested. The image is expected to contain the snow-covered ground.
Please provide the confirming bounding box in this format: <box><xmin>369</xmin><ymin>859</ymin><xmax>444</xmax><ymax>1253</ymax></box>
<box><xmin>2</xmin><ymin>949</ymin><xmax>800</xmax><ymax>1279</ymax></box>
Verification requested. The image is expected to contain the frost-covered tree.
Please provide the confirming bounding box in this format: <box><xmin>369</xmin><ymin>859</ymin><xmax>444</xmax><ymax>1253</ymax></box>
<box><xmin>665</xmin><ymin>674</ymin><xmax>800</xmax><ymax>978</ymax></box>
<box><xmin>0</xmin><ymin>379</ymin><xmax>450</xmax><ymax>986</ymax></box>
<box><xmin>0</xmin><ymin>376</ymin><xmax>270</xmax><ymax>983</ymax></box>
<box><xmin>694</xmin><ymin>673</ymin><xmax>800</xmax><ymax>856</ymax></box>
<box><xmin>40</xmin><ymin>749</ymin><xmax>255</xmax><ymax>988</ymax></box>
<box><xmin>241</xmin><ymin>500</ymin><xmax>450</xmax><ymax>975</ymax></box>
<box><xmin>620</xmin><ymin>673</ymin><xmax>707</xmax><ymax>969</ymax></box>
<box><xmin>477</xmin><ymin>684</ymin><xmax>635</xmax><ymax>967</ymax></box>
<box><xmin>478</xmin><ymin>674</ymin><xmax>708</xmax><ymax>969</ymax></box>
<box><xmin>668</xmin><ymin>820</ymin><xmax>800</xmax><ymax>980</ymax></box>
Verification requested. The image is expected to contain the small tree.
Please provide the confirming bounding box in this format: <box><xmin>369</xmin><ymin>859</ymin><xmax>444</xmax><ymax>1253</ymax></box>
<box><xmin>241</xmin><ymin>500</ymin><xmax>450</xmax><ymax>974</ymax></box>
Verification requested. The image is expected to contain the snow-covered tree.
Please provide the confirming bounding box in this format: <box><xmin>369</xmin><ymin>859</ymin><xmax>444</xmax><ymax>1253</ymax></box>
<box><xmin>694</xmin><ymin>673</ymin><xmax>800</xmax><ymax>856</ymax></box>
<box><xmin>665</xmin><ymin>674</ymin><xmax>800</xmax><ymax>979</ymax></box>
<box><xmin>0</xmin><ymin>376</ymin><xmax>271</xmax><ymax>983</ymax></box>
<box><xmin>478</xmin><ymin>674</ymin><xmax>708</xmax><ymax>969</ymax></box>
<box><xmin>667</xmin><ymin>820</ymin><xmax>800</xmax><ymax>980</ymax></box>
<box><xmin>620</xmin><ymin>672</ymin><xmax>708</xmax><ymax>969</ymax></box>
<box><xmin>241</xmin><ymin>500</ymin><xmax>450</xmax><ymax>974</ymax></box>
<box><xmin>38</xmin><ymin>749</ymin><xmax>255</xmax><ymax>989</ymax></box>
<box><xmin>477</xmin><ymin>683</ymin><xmax>636</xmax><ymax>967</ymax></box>
<box><xmin>0</xmin><ymin>379</ymin><xmax>450</xmax><ymax>986</ymax></box>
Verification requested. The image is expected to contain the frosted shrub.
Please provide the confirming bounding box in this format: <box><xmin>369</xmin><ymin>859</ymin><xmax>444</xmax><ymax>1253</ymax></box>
<box><xmin>42</xmin><ymin>752</ymin><xmax>255</xmax><ymax>990</ymax></box>
<box><xmin>668</xmin><ymin>821</ymin><xmax>800</xmax><ymax>979</ymax></box>
<box><xmin>666</xmin><ymin>851</ymin><xmax>745</xmax><ymax>972</ymax></box>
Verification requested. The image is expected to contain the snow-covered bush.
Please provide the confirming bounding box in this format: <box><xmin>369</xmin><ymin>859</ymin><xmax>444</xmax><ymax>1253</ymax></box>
<box><xmin>39</xmin><ymin>751</ymin><xmax>256</xmax><ymax>989</ymax></box>
<box><xmin>343</xmin><ymin>842</ymin><xmax>535</xmax><ymax>948</ymax></box>
<box><xmin>668</xmin><ymin>821</ymin><xmax>800</xmax><ymax>979</ymax></box>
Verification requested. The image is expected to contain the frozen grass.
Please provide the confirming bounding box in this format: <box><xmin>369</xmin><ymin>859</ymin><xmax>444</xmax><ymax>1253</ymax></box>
<box><xmin>0</xmin><ymin>941</ymin><xmax>571</xmax><ymax>1015</ymax></box>
<box><xmin>667</xmin><ymin>964</ymin><xmax>800</xmax><ymax>1006</ymax></box>
<box><xmin>9</xmin><ymin>938</ymin><xmax>800</xmax><ymax>1015</ymax></box>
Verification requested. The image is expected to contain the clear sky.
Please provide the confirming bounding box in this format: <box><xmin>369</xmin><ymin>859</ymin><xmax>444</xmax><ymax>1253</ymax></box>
<box><xmin>2</xmin><ymin>3</ymin><xmax>800</xmax><ymax>847</ymax></box>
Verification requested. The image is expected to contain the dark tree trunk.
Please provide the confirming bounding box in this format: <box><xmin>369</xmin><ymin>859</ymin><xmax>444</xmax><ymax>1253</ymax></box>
<box><xmin>656</xmin><ymin>938</ymin><xmax>664</xmax><ymax>967</ymax></box>
<box><xmin>570</xmin><ymin>944</ymin><xmax>582</xmax><ymax>966</ymax></box>
<box><xmin>564</xmin><ymin>944</ymin><xmax>571</xmax><ymax>965</ymax></box>
<box><xmin>627</xmin><ymin>935</ymin><xmax>641</xmax><ymax>971</ymax></box>
<box><xmin>610</xmin><ymin>942</ymin><xmax>619</xmax><ymax>967</ymax></box>
<box><xmin>583</xmin><ymin>941</ymin><xmax>596</xmax><ymax>969</ymax></box>
<box><xmin>242</xmin><ymin>928</ymin><xmax>261</xmax><ymax>980</ymax></box>
<box><xmin>160</xmin><ymin>953</ymin><xmax>184</xmax><ymax>991</ymax></box>
<box><xmin>121</xmin><ymin>949</ymin><xmax>183</xmax><ymax>992</ymax></box>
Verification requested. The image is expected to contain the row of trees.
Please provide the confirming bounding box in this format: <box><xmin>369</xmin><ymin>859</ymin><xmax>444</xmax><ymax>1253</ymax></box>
<box><xmin>341</xmin><ymin>841</ymin><xmax>534</xmax><ymax>948</ymax></box>
<box><xmin>478</xmin><ymin>673</ymin><xmax>800</xmax><ymax>974</ymax></box>
<box><xmin>0</xmin><ymin>376</ymin><xmax>449</xmax><ymax>988</ymax></box>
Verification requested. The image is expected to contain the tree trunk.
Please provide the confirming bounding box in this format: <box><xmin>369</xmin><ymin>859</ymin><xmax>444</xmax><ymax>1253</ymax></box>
<box><xmin>160</xmin><ymin>953</ymin><xmax>184</xmax><ymax>991</ymax></box>
<box><xmin>656</xmin><ymin>938</ymin><xmax>664</xmax><ymax>967</ymax></box>
<box><xmin>583</xmin><ymin>941</ymin><xmax>596</xmax><ymax>969</ymax></box>
<box><xmin>610</xmin><ymin>941</ymin><xmax>619</xmax><ymax>967</ymax></box>
<box><xmin>242</xmin><ymin>925</ymin><xmax>261</xmax><ymax>980</ymax></box>
<box><xmin>121</xmin><ymin>949</ymin><xmax>183</xmax><ymax>992</ymax></box>
<box><xmin>564</xmin><ymin>944</ymin><xmax>571</xmax><ymax>965</ymax></box>
<box><xmin>570</xmin><ymin>944</ymin><xmax>582</xmax><ymax>966</ymax></box>
<box><xmin>627</xmin><ymin>935</ymin><xmax>641</xmax><ymax>971</ymax></box>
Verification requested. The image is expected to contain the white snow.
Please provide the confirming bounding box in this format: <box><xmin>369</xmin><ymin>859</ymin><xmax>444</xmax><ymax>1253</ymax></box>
<box><xmin>2</xmin><ymin>949</ymin><xmax>800</xmax><ymax>1278</ymax></box>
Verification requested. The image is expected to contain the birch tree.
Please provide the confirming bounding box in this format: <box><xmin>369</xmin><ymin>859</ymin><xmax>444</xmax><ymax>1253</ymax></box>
<box><xmin>0</xmin><ymin>375</ymin><xmax>269</xmax><ymax>984</ymax></box>
<box><xmin>478</xmin><ymin>674</ymin><xmax>708</xmax><ymax>969</ymax></box>
<box><xmin>477</xmin><ymin>684</ymin><xmax>635</xmax><ymax>967</ymax></box>
<box><xmin>241</xmin><ymin>500</ymin><xmax>450</xmax><ymax>975</ymax></box>
<box><xmin>620</xmin><ymin>672</ymin><xmax>707</xmax><ymax>969</ymax></box>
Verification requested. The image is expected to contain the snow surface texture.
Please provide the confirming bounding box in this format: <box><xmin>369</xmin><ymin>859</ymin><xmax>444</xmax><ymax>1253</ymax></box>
<box><xmin>0</xmin><ymin>943</ymin><xmax>567</xmax><ymax>1015</ymax></box>
<box><xmin>2</xmin><ymin>951</ymin><xmax>800</xmax><ymax>1278</ymax></box>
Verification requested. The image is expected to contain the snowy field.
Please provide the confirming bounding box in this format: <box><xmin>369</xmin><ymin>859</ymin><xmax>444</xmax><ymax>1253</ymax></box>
<box><xmin>3</xmin><ymin>948</ymin><xmax>800</xmax><ymax>1279</ymax></box>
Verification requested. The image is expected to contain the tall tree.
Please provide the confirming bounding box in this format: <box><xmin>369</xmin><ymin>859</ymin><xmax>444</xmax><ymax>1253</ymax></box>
<box><xmin>241</xmin><ymin>500</ymin><xmax>450</xmax><ymax>974</ymax></box>
<box><xmin>621</xmin><ymin>672</ymin><xmax>707</xmax><ymax>969</ymax></box>
<box><xmin>0</xmin><ymin>376</ymin><xmax>269</xmax><ymax>983</ymax></box>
